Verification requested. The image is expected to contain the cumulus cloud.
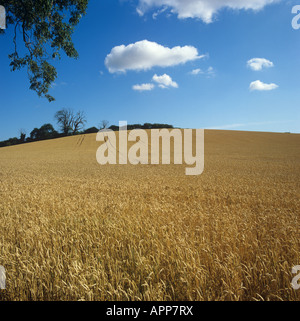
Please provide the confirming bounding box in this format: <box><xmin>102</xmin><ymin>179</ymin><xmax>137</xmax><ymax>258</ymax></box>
<box><xmin>137</xmin><ymin>0</ymin><xmax>278</xmax><ymax>23</ymax></box>
<box><xmin>249</xmin><ymin>80</ymin><xmax>278</xmax><ymax>91</ymax></box>
<box><xmin>105</xmin><ymin>40</ymin><xmax>203</xmax><ymax>73</ymax></box>
<box><xmin>152</xmin><ymin>74</ymin><xmax>178</xmax><ymax>88</ymax></box>
<box><xmin>133</xmin><ymin>83</ymin><xmax>155</xmax><ymax>91</ymax></box>
<box><xmin>247</xmin><ymin>58</ymin><xmax>274</xmax><ymax>71</ymax></box>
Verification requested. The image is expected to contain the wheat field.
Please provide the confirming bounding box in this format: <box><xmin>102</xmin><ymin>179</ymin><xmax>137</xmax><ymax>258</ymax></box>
<box><xmin>0</xmin><ymin>129</ymin><xmax>299</xmax><ymax>301</ymax></box>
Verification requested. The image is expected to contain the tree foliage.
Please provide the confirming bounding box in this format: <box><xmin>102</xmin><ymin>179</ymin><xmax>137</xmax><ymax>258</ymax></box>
<box><xmin>84</xmin><ymin>126</ymin><xmax>99</xmax><ymax>134</ymax></box>
<box><xmin>19</xmin><ymin>128</ymin><xmax>26</xmax><ymax>142</ymax></box>
<box><xmin>108</xmin><ymin>123</ymin><xmax>174</xmax><ymax>131</ymax></box>
<box><xmin>0</xmin><ymin>0</ymin><xmax>89</xmax><ymax>101</ymax></box>
<box><xmin>30</xmin><ymin>123</ymin><xmax>57</xmax><ymax>140</ymax></box>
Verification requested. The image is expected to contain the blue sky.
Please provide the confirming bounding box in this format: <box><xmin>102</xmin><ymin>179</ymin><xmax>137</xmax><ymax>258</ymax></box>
<box><xmin>0</xmin><ymin>0</ymin><xmax>300</xmax><ymax>141</ymax></box>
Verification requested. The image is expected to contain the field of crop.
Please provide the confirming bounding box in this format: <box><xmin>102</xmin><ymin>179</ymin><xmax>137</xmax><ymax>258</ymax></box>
<box><xmin>0</xmin><ymin>129</ymin><xmax>299</xmax><ymax>301</ymax></box>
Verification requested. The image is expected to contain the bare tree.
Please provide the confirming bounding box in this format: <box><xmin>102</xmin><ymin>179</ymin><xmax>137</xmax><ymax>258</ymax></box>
<box><xmin>55</xmin><ymin>108</ymin><xmax>86</xmax><ymax>135</ymax></box>
<box><xmin>55</xmin><ymin>109</ymin><xmax>73</xmax><ymax>135</ymax></box>
<box><xmin>99</xmin><ymin>120</ymin><xmax>109</xmax><ymax>130</ymax></box>
<box><xmin>72</xmin><ymin>111</ymin><xmax>86</xmax><ymax>134</ymax></box>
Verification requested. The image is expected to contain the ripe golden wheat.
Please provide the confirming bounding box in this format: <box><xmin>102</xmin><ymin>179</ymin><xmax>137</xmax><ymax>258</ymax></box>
<box><xmin>0</xmin><ymin>130</ymin><xmax>299</xmax><ymax>301</ymax></box>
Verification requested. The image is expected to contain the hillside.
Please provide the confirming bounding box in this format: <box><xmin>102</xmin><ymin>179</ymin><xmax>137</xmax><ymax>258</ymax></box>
<box><xmin>0</xmin><ymin>130</ymin><xmax>299</xmax><ymax>301</ymax></box>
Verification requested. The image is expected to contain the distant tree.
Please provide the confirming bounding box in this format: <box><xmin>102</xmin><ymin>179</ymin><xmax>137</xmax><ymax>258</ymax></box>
<box><xmin>84</xmin><ymin>127</ymin><xmax>99</xmax><ymax>134</ymax></box>
<box><xmin>108</xmin><ymin>123</ymin><xmax>175</xmax><ymax>131</ymax></box>
<box><xmin>55</xmin><ymin>108</ymin><xmax>86</xmax><ymax>135</ymax></box>
<box><xmin>0</xmin><ymin>0</ymin><xmax>89</xmax><ymax>102</ymax></box>
<box><xmin>19</xmin><ymin>129</ymin><xmax>26</xmax><ymax>142</ymax></box>
<box><xmin>128</xmin><ymin>124</ymin><xmax>142</xmax><ymax>130</ymax></box>
<box><xmin>30</xmin><ymin>123</ymin><xmax>57</xmax><ymax>141</ymax></box>
<box><xmin>39</xmin><ymin>123</ymin><xmax>58</xmax><ymax>139</ymax></box>
<box><xmin>143</xmin><ymin>123</ymin><xmax>152</xmax><ymax>129</ymax></box>
<box><xmin>72</xmin><ymin>111</ymin><xmax>86</xmax><ymax>134</ymax></box>
<box><xmin>109</xmin><ymin>125</ymin><xmax>119</xmax><ymax>131</ymax></box>
<box><xmin>7</xmin><ymin>137</ymin><xmax>19</xmax><ymax>146</ymax></box>
<box><xmin>151</xmin><ymin>123</ymin><xmax>173</xmax><ymax>129</ymax></box>
<box><xmin>99</xmin><ymin>120</ymin><xmax>109</xmax><ymax>130</ymax></box>
<box><xmin>54</xmin><ymin>108</ymin><xmax>73</xmax><ymax>135</ymax></box>
<box><xmin>30</xmin><ymin>128</ymin><xmax>40</xmax><ymax>140</ymax></box>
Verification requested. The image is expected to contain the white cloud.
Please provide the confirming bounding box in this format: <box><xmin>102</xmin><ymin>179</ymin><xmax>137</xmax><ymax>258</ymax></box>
<box><xmin>136</xmin><ymin>8</ymin><xmax>144</xmax><ymax>16</ymax></box>
<box><xmin>206</xmin><ymin>66</ymin><xmax>215</xmax><ymax>77</ymax></box>
<box><xmin>190</xmin><ymin>68</ymin><xmax>204</xmax><ymax>75</ymax></box>
<box><xmin>247</xmin><ymin>58</ymin><xmax>274</xmax><ymax>71</ymax></box>
<box><xmin>51</xmin><ymin>81</ymin><xmax>67</xmax><ymax>89</ymax></box>
<box><xmin>152</xmin><ymin>74</ymin><xmax>178</xmax><ymax>88</ymax></box>
<box><xmin>132</xmin><ymin>83</ymin><xmax>155</xmax><ymax>91</ymax></box>
<box><xmin>249</xmin><ymin>80</ymin><xmax>278</xmax><ymax>91</ymax></box>
<box><xmin>137</xmin><ymin>0</ymin><xmax>278</xmax><ymax>23</ymax></box>
<box><xmin>189</xmin><ymin>66</ymin><xmax>215</xmax><ymax>77</ymax></box>
<box><xmin>152</xmin><ymin>6</ymin><xmax>168</xmax><ymax>19</ymax></box>
<box><xmin>105</xmin><ymin>40</ymin><xmax>203</xmax><ymax>73</ymax></box>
